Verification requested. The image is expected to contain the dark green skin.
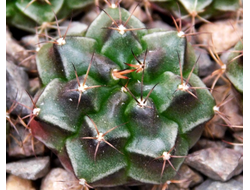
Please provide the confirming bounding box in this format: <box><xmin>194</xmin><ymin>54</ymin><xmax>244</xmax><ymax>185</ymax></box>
<box><xmin>30</xmin><ymin>7</ymin><xmax>215</xmax><ymax>187</ymax></box>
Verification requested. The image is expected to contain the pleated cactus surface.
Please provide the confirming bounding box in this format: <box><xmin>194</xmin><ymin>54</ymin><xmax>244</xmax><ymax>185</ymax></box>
<box><xmin>29</xmin><ymin>7</ymin><xmax>215</xmax><ymax>187</ymax></box>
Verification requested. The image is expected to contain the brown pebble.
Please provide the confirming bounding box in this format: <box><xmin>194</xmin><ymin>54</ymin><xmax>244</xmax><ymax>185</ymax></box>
<box><xmin>197</xmin><ymin>20</ymin><xmax>242</xmax><ymax>52</ymax></box>
<box><xmin>41</xmin><ymin>168</ymin><xmax>81</xmax><ymax>190</ymax></box>
<box><xmin>6</xmin><ymin>175</ymin><xmax>35</xmax><ymax>190</ymax></box>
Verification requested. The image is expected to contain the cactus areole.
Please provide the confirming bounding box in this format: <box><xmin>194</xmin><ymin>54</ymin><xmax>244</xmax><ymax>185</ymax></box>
<box><xmin>30</xmin><ymin>7</ymin><xmax>215</xmax><ymax>187</ymax></box>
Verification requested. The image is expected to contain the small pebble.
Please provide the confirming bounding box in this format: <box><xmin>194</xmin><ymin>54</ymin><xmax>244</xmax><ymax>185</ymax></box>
<box><xmin>6</xmin><ymin>175</ymin><xmax>35</xmax><ymax>190</ymax></box>
<box><xmin>233</xmin><ymin>145</ymin><xmax>243</xmax><ymax>156</ymax></box>
<box><xmin>6</xmin><ymin>156</ymin><xmax>50</xmax><ymax>180</ymax></box>
<box><xmin>194</xmin><ymin>179</ymin><xmax>243</xmax><ymax>190</ymax></box>
<box><xmin>186</xmin><ymin>148</ymin><xmax>242</xmax><ymax>181</ymax></box>
<box><xmin>81</xmin><ymin>9</ymin><xmax>99</xmax><ymax>25</ymax></box>
<box><xmin>41</xmin><ymin>168</ymin><xmax>81</xmax><ymax>190</ymax></box>
<box><xmin>191</xmin><ymin>138</ymin><xmax>228</xmax><ymax>152</ymax></box>
<box><xmin>7</xmin><ymin>125</ymin><xmax>45</xmax><ymax>158</ymax></box>
<box><xmin>213</xmin><ymin>86</ymin><xmax>243</xmax><ymax>128</ymax></box>
<box><xmin>60</xmin><ymin>21</ymin><xmax>88</xmax><ymax>36</ymax></box>
<box><xmin>174</xmin><ymin>164</ymin><xmax>203</xmax><ymax>188</ymax></box>
<box><xmin>146</xmin><ymin>20</ymin><xmax>174</xmax><ymax>31</ymax></box>
<box><xmin>6</xmin><ymin>60</ymin><xmax>32</xmax><ymax>116</ymax></box>
<box><xmin>203</xmin><ymin>116</ymin><xmax>227</xmax><ymax>139</ymax></box>
<box><xmin>197</xmin><ymin>20</ymin><xmax>243</xmax><ymax>52</ymax></box>
<box><xmin>6</xmin><ymin>27</ymin><xmax>37</xmax><ymax>70</ymax></box>
<box><xmin>6</xmin><ymin>27</ymin><xmax>27</xmax><ymax>64</ymax></box>
<box><xmin>234</xmin><ymin>175</ymin><xmax>243</xmax><ymax>183</ymax></box>
<box><xmin>128</xmin><ymin>3</ymin><xmax>148</xmax><ymax>23</ymax></box>
<box><xmin>195</xmin><ymin>47</ymin><xmax>216</xmax><ymax>78</ymax></box>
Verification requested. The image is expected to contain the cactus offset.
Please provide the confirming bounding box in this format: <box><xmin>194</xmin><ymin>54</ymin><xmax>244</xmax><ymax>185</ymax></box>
<box><xmin>6</xmin><ymin>0</ymin><xmax>94</xmax><ymax>32</ymax></box>
<box><xmin>7</xmin><ymin>0</ymin><xmax>241</xmax><ymax>33</ymax></box>
<box><xmin>28</xmin><ymin>6</ymin><xmax>215</xmax><ymax>187</ymax></box>
<box><xmin>147</xmin><ymin>0</ymin><xmax>240</xmax><ymax>27</ymax></box>
<box><xmin>226</xmin><ymin>40</ymin><xmax>243</xmax><ymax>93</ymax></box>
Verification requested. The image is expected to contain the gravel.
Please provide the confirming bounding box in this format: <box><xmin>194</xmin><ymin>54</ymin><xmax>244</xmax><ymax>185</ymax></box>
<box><xmin>6</xmin><ymin>156</ymin><xmax>50</xmax><ymax>180</ymax></box>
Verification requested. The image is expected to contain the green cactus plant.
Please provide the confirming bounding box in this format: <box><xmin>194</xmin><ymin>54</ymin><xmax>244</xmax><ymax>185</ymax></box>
<box><xmin>26</xmin><ymin>6</ymin><xmax>215</xmax><ymax>188</ymax></box>
<box><xmin>6</xmin><ymin>0</ymin><xmax>94</xmax><ymax>32</ymax></box>
<box><xmin>149</xmin><ymin>0</ymin><xmax>240</xmax><ymax>26</ymax></box>
<box><xmin>7</xmin><ymin>0</ymin><xmax>241</xmax><ymax>33</ymax></box>
<box><xmin>225</xmin><ymin>40</ymin><xmax>243</xmax><ymax>93</ymax></box>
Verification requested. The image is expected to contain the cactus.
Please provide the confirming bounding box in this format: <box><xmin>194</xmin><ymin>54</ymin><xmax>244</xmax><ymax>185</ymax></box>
<box><xmin>225</xmin><ymin>40</ymin><xmax>243</xmax><ymax>93</ymax></box>
<box><xmin>6</xmin><ymin>0</ymin><xmax>94</xmax><ymax>32</ymax></box>
<box><xmin>7</xmin><ymin>0</ymin><xmax>241</xmax><ymax>33</ymax></box>
<box><xmin>149</xmin><ymin>0</ymin><xmax>240</xmax><ymax>26</ymax></box>
<box><xmin>26</xmin><ymin>6</ymin><xmax>215</xmax><ymax>187</ymax></box>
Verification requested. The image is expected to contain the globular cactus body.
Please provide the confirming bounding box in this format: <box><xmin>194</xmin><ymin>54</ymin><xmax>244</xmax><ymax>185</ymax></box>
<box><xmin>30</xmin><ymin>6</ymin><xmax>215</xmax><ymax>187</ymax></box>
